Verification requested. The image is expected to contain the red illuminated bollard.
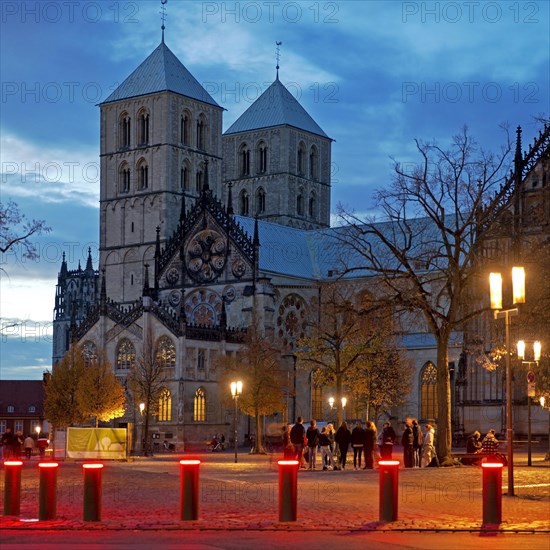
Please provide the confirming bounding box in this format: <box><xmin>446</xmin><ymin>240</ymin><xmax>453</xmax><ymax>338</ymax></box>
<box><xmin>278</xmin><ymin>460</ymin><xmax>299</xmax><ymax>522</ymax></box>
<box><xmin>179</xmin><ymin>460</ymin><xmax>200</xmax><ymax>520</ymax></box>
<box><xmin>83</xmin><ymin>464</ymin><xmax>104</xmax><ymax>522</ymax></box>
<box><xmin>38</xmin><ymin>462</ymin><xmax>59</xmax><ymax>520</ymax></box>
<box><xmin>3</xmin><ymin>461</ymin><xmax>23</xmax><ymax>516</ymax></box>
<box><xmin>379</xmin><ymin>460</ymin><xmax>399</xmax><ymax>522</ymax></box>
<box><xmin>482</xmin><ymin>462</ymin><xmax>503</xmax><ymax>525</ymax></box>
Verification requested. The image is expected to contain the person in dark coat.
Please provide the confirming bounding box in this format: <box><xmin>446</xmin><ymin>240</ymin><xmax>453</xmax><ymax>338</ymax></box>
<box><xmin>401</xmin><ymin>421</ymin><xmax>414</xmax><ymax>468</ymax></box>
<box><xmin>334</xmin><ymin>421</ymin><xmax>351</xmax><ymax>470</ymax></box>
<box><xmin>411</xmin><ymin>419</ymin><xmax>422</xmax><ymax>467</ymax></box>
<box><xmin>306</xmin><ymin>420</ymin><xmax>320</xmax><ymax>470</ymax></box>
<box><xmin>466</xmin><ymin>431</ymin><xmax>482</xmax><ymax>454</ymax></box>
<box><xmin>290</xmin><ymin>417</ymin><xmax>306</xmax><ymax>467</ymax></box>
<box><xmin>380</xmin><ymin>422</ymin><xmax>396</xmax><ymax>459</ymax></box>
<box><xmin>363</xmin><ymin>421</ymin><xmax>377</xmax><ymax>469</ymax></box>
<box><xmin>351</xmin><ymin>421</ymin><xmax>366</xmax><ymax>470</ymax></box>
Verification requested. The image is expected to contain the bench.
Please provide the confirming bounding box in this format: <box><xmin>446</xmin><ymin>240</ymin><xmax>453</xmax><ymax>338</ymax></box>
<box><xmin>452</xmin><ymin>452</ymin><xmax>508</xmax><ymax>466</ymax></box>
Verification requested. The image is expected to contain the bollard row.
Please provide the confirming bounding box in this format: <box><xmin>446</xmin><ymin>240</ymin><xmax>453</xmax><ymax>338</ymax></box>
<box><xmin>3</xmin><ymin>459</ymin><xmax>505</xmax><ymax>525</ymax></box>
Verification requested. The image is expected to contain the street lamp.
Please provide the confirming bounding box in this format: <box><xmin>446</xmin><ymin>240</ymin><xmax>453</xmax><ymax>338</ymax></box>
<box><xmin>517</xmin><ymin>340</ymin><xmax>542</xmax><ymax>466</ymax></box>
<box><xmin>328</xmin><ymin>396</ymin><xmax>347</xmax><ymax>421</ymax></box>
<box><xmin>35</xmin><ymin>425</ymin><xmax>41</xmax><ymax>437</ymax></box>
<box><xmin>231</xmin><ymin>381</ymin><xmax>243</xmax><ymax>463</ymax></box>
<box><xmin>489</xmin><ymin>266</ymin><xmax>525</xmax><ymax>497</ymax></box>
<box><xmin>139</xmin><ymin>403</ymin><xmax>145</xmax><ymax>455</ymax></box>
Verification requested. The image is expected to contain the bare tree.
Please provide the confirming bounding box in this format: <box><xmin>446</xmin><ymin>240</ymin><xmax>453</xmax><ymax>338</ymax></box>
<box><xmin>127</xmin><ymin>330</ymin><xmax>167</xmax><ymax>455</ymax></box>
<box><xmin>296</xmin><ymin>282</ymin><xmax>403</xmax><ymax>427</ymax></box>
<box><xmin>0</xmin><ymin>200</ymin><xmax>50</xmax><ymax>268</ymax></box>
<box><xmin>338</xmin><ymin>127</ymin><xmax>513</xmax><ymax>461</ymax></box>
<box><xmin>219</xmin><ymin>328</ymin><xmax>285</xmax><ymax>454</ymax></box>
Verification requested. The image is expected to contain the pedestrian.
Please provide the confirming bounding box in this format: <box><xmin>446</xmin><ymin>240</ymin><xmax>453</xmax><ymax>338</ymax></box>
<box><xmin>466</xmin><ymin>431</ymin><xmax>482</xmax><ymax>454</ymax></box>
<box><xmin>363</xmin><ymin>421</ymin><xmax>377</xmax><ymax>469</ymax></box>
<box><xmin>36</xmin><ymin>436</ymin><xmax>49</xmax><ymax>459</ymax></box>
<box><xmin>23</xmin><ymin>434</ymin><xmax>35</xmax><ymax>460</ymax></box>
<box><xmin>13</xmin><ymin>431</ymin><xmax>23</xmax><ymax>459</ymax></box>
<box><xmin>421</xmin><ymin>424</ymin><xmax>436</xmax><ymax>467</ymax></box>
<box><xmin>401</xmin><ymin>421</ymin><xmax>414</xmax><ymax>468</ymax></box>
<box><xmin>335</xmin><ymin>421</ymin><xmax>351</xmax><ymax>470</ymax></box>
<box><xmin>351</xmin><ymin>421</ymin><xmax>365</xmax><ymax>470</ymax></box>
<box><xmin>481</xmin><ymin>429</ymin><xmax>499</xmax><ymax>459</ymax></box>
<box><xmin>319</xmin><ymin>427</ymin><xmax>335</xmax><ymax>470</ymax></box>
<box><xmin>282</xmin><ymin>424</ymin><xmax>294</xmax><ymax>458</ymax></box>
<box><xmin>289</xmin><ymin>417</ymin><xmax>306</xmax><ymax>467</ymax></box>
<box><xmin>1</xmin><ymin>427</ymin><xmax>15</xmax><ymax>460</ymax></box>
<box><xmin>306</xmin><ymin>420</ymin><xmax>320</xmax><ymax>470</ymax></box>
<box><xmin>325</xmin><ymin>423</ymin><xmax>336</xmax><ymax>467</ymax></box>
<box><xmin>411</xmin><ymin>419</ymin><xmax>422</xmax><ymax>467</ymax></box>
<box><xmin>380</xmin><ymin>421</ymin><xmax>396</xmax><ymax>459</ymax></box>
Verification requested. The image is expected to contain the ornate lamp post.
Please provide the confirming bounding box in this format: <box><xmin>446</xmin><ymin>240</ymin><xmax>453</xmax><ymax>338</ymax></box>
<box><xmin>517</xmin><ymin>339</ymin><xmax>541</xmax><ymax>466</ymax></box>
<box><xmin>489</xmin><ymin>266</ymin><xmax>525</xmax><ymax>496</ymax></box>
<box><xmin>139</xmin><ymin>403</ymin><xmax>145</xmax><ymax>455</ymax></box>
<box><xmin>231</xmin><ymin>381</ymin><xmax>243</xmax><ymax>463</ymax></box>
<box><xmin>328</xmin><ymin>396</ymin><xmax>347</xmax><ymax>422</ymax></box>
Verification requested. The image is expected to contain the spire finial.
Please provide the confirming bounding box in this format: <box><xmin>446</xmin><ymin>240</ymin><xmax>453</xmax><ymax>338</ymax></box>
<box><xmin>275</xmin><ymin>41</ymin><xmax>282</xmax><ymax>80</ymax></box>
<box><xmin>160</xmin><ymin>0</ymin><xmax>167</xmax><ymax>43</ymax></box>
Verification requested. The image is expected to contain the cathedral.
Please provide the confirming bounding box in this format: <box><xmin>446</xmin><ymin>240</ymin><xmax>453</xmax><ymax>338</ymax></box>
<box><xmin>52</xmin><ymin>34</ymin><xmax>549</xmax><ymax>449</ymax></box>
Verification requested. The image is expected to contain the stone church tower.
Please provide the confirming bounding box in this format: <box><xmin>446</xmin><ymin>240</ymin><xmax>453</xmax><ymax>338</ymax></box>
<box><xmin>98</xmin><ymin>38</ymin><xmax>224</xmax><ymax>305</ymax></box>
<box><xmin>222</xmin><ymin>75</ymin><xmax>332</xmax><ymax>229</ymax></box>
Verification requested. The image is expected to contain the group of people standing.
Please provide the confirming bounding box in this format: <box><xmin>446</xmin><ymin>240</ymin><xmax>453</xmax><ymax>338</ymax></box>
<box><xmin>1</xmin><ymin>428</ymin><xmax>48</xmax><ymax>460</ymax></box>
<box><xmin>284</xmin><ymin>417</ymin><xmax>438</xmax><ymax>470</ymax></box>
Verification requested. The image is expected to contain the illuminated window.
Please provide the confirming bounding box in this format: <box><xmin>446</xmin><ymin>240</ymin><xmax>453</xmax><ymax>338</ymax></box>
<box><xmin>311</xmin><ymin>385</ymin><xmax>324</xmax><ymax>420</ymax></box>
<box><xmin>420</xmin><ymin>362</ymin><xmax>437</xmax><ymax>421</ymax></box>
<box><xmin>194</xmin><ymin>388</ymin><xmax>206</xmax><ymax>422</ymax></box>
<box><xmin>156</xmin><ymin>336</ymin><xmax>176</xmax><ymax>368</ymax></box>
<box><xmin>158</xmin><ymin>389</ymin><xmax>172</xmax><ymax>422</ymax></box>
<box><xmin>116</xmin><ymin>339</ymin><xmax>135</xmax><ymax>370</ymax></box>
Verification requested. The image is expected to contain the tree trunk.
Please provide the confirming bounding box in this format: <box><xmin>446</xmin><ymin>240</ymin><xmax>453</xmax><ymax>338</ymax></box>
<box><xmin>251</xmin><ymin>412</ymin><xmax>266</xmax><ymax>454</ymax></box>
<box><xmin>336</xmin><ymin>372</ymin><xmax>343</xmax><ymax>427</ymax></box>
<box><xmin>436</xmin><ymin>332</ymin><xmax>452</xmax><ymax>461</ymax></box>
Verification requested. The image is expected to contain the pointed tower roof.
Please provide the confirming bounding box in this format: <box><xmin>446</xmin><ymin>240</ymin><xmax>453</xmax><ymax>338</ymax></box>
<box><xmin>101</xmin><ymin>41</ymin><xmax>219</xmax><ymax>107</ymax></box>
<box><xmin>224</xmin><ymin>78</ymin><xmax>329</xmax><ymax>138</ymax></box>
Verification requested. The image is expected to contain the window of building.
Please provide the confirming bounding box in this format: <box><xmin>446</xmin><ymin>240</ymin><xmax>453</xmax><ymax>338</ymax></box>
<box><xmin>138</xmin><ymin>161</ymin><xmax>148</xmax><ymax>190</ymax></box>
<box><xmin>420</xmin><ymin>361</ymin><xmax>437</xmax><ymax>421</ymax></box>
<box><xmin>28</xmin><ymin>405</ymin><xmax>36</xmax><ymax>413</ymax></box>
<box><xmin>197</xmin><ymin>350</ymin><xmax>205</xmax><ymax>372</ymax></box>
<box><xmin>308</xmin><ymin>192</ymin><xmax>316</xmax><ymax>218</ymax></box>
<box><xmin>116</xmin><ymin>338</ymin><xmax>136</xmax><ymax>370</ymax></box>
<box><xmin>257</xmin><ymin>142</ymin><xmax>268</xmax><ymax>174</ymax></box>
<box><xmin>309</xmin><ymin>145</ymin><xmax>318</xmax><ymax>180</ymax></box>
<box><xmin>14</xmin><ymin>420</ymin><xmax>23</xmax><ymax>434</ymax></box>
<box><xmin>196</xmin><ymin>169</ymin><xmax>203</xmax><ymax>193</ymax></box>
<box><xmin>196</xmin><ymin>115</ymin><xmax>206</xmax><ymax>150</ymax></box>
<box><xmin>7</xmin><ymin>405</ymin><xmax>15</xmax><ymax>413</ymax></box>
<box><xmin>119</xmin><ymin>113</ymin><xmax>131</xmax><ymax>149</ymax></box>
<box><xmin>296</xmin><ymin>190</ymin><xmax>304</xmax><ymax>216</ymax></box>
<box><xmin>156</xmin><ymin>336</ymin><xmax>176</xmax><ymax>368</ymax></box>
<box><xmin>239</xmin><ymin>190</ymin><xmax>249</xmax><ymax>215</ymax></box>
<box><xmin>256</xmin><ymin>188</ymin><xmax>266</xmax><ymax>214</ymax></box>
<box><xmin>180</xmin><ymin>163</ymin><xmax>190</xmax><ymax>191</ymax></box>
<box><xmin>138</xmin><ymin>109</ymin><xmax>149</xmax><ymax>145</ymax></box>
<box><xmin>0</xmin><ymin>420</ymin><xmax>6</xmax><ymax>434</ymax></box>
<box><xmin>193</xmin><ymin>388</ymin><xmax>206</xmax><ymax>422</ymax></box>
<box><xmin>119</xmin><ymin>163</ymin><xmax>130</xmax><ymax>193</ymax></box>
<box><xmin>297</xmin><ymin>142</ymin><xmax>307</xmax><ymax>176</ymax></box>
<box><xmin>311</xmin><ymin>385</ymin><xmax>324</xmax><ymax>420</ymax></box>
<box><xmin>158</xmin><ymin>389</ymin><xmax>172</xmax><ymax>422</ymax></box>
<box><xmin>82</xmin><ymin>341</ymin><xmax>98</xmax><ymax>367</ymax></box>
<box><xmin>181</xmin><ymin>112</ymin><xmax>191</xmax><ymax>145</ymax></box>
<box><xmin>240</xmin><ymin>143</ymin><xmax>250</xmax><ymax>176</ymax></box>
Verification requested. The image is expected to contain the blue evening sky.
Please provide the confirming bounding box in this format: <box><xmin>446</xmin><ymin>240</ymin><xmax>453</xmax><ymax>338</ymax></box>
<box><xmin>1</xmin><ymin>0</ymin><xmax>548</xmax><ymax>379</ymax></box>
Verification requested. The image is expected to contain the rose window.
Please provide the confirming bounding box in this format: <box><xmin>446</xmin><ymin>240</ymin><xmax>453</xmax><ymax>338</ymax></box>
<box><xmin>185</xmin><ymin>229</ymin><xmax>226</xmax><ymax>283</ymax></box>
<box><xmin>276</xmin><ymin>294</ymin><xmax>307</xmax><ymax>348</ymax></box>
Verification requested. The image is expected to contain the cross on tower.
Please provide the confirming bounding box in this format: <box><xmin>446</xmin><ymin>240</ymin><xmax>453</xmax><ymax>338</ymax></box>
<box><xmin>276</xmin><ymin>41</ymin><xmax>282</xmax><ymax>79</ymax></box>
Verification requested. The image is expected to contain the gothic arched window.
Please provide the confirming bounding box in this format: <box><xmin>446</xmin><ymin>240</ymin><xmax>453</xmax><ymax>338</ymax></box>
<box><xmin>194</xmin><ymin>388</ymin><xmax>206</xmax><ymax>422</ymax></box>
<box><xmin>119</xmin><ymin>112</ymin><xmax>131</xmax><ymax>149</ymax></box>
<box><xmin>309</xmin><ymin>145</ymin><xmax>318</xmax><ymax>180</ymax></box>
<box><xmin>119</xmin><ymin>162</ymin><xmax>130</xmax><ymax>193</ymax></box>
<box><xmin>116</xmin><ymin>338</ymin><xmax>135</xmax><ymax>370</ymax></box>
<box><xmin>181</xmin><ymin>111</ymin><xmax>191</xmax><ymax>145</ymax></box>
<box><xmin>308</xmin><ymin>191</ymin><xmax>316</xmax><ymax>218</ymax></box>
<box><xmin>156</xmin><ymin>336</ymin><xmax>176</xmax><ymax>369</ymax></box>
<box><xmin>81</xmin><ymin>341</ymin><xmax>98</xmax><ymax>367</ymax></box>
<box><xmin>180</xmin><ymin>161</ymin><xmax>190</xmax><ymax>191</ymax></box>
<box><xmin>196</xmin><ymin>167</ymin><xmax>203</xmax><ymax>193</ymax></box>
<box><xmin>239</xmin><ymin>190</ymin><xmax>249</xmax><ymax>215</ymax></box>
<box><xmin>297</xmin><ymin>141</ymin><xmax>307</xmax><ymax>176</ymax></box>
<box><xmin>257</xmin><ymin>142</ymin><xmax>268</xmax><ymax>174</ymax></box>
<box><xmin>296</xmin><ymin>189</ymin><xmax>304</xmax><ymax>216</ymax></box>
<box><xmin>137</xmin><ymin>108</ymin><xmax>149</xmax><ymax>145</ymax></box>
<box><xmin>256</xmin><ymin>188</ymin><xmax>266</xmax><ymax>214</ymax></box>
<box><xmin>158</xmin><ymin>388</ymin><xmax>172</xmax><ymax>422</ymax></box>
<box><xmin>137</xmin><ymin>159</ymin><xmax>148</xmax><ymax>190</ymax></box>
<box><xmin>420</xmin><ymin>361</ymin><xmax>437</xmax><ymax>421</ymax></box>
<box><xmin>196</xmin><ymin>114</ymin><xmax>206</xmax><ymax>150</ymax></box>
<box><xmin>239</xmin><ymin>143</ymin><xmax>250</xmax><ymax>176</ymax></box>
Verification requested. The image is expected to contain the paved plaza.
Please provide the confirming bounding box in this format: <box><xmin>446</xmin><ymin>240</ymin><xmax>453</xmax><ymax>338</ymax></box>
<box><xmin>1</xmin><ymin>450</ymin><xmax>549</xmax><ymax>549</ymax></box>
